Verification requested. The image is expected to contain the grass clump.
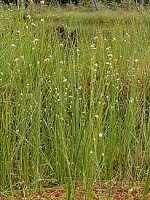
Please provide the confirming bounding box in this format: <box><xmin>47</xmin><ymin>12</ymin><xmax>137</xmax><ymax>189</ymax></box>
<box><xmin>0</xmin><ymin>7</ymin><xmax>150</xmax><ymax>199</ymax></box>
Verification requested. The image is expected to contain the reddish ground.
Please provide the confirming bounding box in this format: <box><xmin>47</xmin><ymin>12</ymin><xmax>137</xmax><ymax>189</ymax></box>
<box><xmin>1</xmin><ymin>181</ymin><xmax>150</xmax><ymax>200</ymax></box>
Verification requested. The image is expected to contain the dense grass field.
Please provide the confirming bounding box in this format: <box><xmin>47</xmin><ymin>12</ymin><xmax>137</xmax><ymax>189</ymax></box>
<box><xmin>0</xmin><ymin>7</ymin><xmax>150</xmax><ymax>199</ymax></box>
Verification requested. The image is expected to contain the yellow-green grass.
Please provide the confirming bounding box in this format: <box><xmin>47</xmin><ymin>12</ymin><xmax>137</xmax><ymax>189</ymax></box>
<box><xmin>0</xmin><ymin>7</ymin><xmax>150</xmax><ymax>199</ymax></box>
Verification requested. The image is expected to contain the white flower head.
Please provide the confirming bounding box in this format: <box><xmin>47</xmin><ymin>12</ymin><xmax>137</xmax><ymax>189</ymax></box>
<box><xmin>60</xmin><ymin>61</ymin><xmax>64</xmax><ymax>64</ymax></box>
<box><xmin>40</xmin><ymin>0</ymin><xmax>44</xmax><ymax>4</ymax></box>
<box><xmin>26</xmin><ymin>15</ymin><xmax>31</xmax><ymax>20</ymax></box>
<box><xmin>94</xmin><ymin>36</ymin><xmax>98</xmax><ymax>40</ymax></box>
<box><xmin>31</xmin><ymin>23</ymin><xmax>36</xmax><ymax>27</ymax></box>
<box><xmin>14</xmin><ymin>58</ymin><xmax>19</xmax><ymax>62</ymax></box>
<box><xmin>44</xmin><ymin>58</ymin><xmax>49</xmax><ymax>63</ymax></box>
<box><xmin>94</xmin><ymin>63</ymin><xmax>98</xmax><ymax>67</ymax></box>
<box><xmin>11</xmin><ymin>44</ymin><xmax>16</xmax><ymax>48</ymax></box>
<box><xmin>99</xmin><ymin>133</ymin><xmax>103</xmax><ymax>138</ymax></box>
<box><xmin>91</xmin><ymin>44</ymin><xmax>96</xmax><ymax>49</ymax></box>
<box><xmin>95</xmin><ymin>115</ymin><xmax>99</xmax><ymax>119</ymax></box>
<box><xmin>108</xmin><ymin>54</ymin><xmax>113</xmax><ymax>57</ymax></box>
<box><xmin>90</xmin><ymin>151</ymin><xmax>93</xmax><ymax>155</ymax></box>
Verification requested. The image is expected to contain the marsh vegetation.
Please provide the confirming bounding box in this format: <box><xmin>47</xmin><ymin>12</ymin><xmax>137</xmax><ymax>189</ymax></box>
<box><xmin>0</xmin><ymin>8</ymin><xmax>150</xmax><ymax>199</ymax></box>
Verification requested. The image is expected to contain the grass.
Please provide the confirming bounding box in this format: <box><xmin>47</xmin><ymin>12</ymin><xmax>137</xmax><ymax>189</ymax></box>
<box><xmin>0</xmin><ymin>5</ymin><xmax>150</xmax><ymax>199</ymax></box>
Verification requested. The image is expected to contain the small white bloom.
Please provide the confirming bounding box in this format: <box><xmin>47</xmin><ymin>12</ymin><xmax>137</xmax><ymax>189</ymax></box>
<box><xmin>34</xmin><ymin>38</ymin><xmax>38</xmax><ymax>42</ymax></box>
<box><xmin>126</xmin><ymin>32</ymin><xmax>130</xmax><ymax>37</ymax></box>
<box><xmin>31</xmin><ymin>23</ymin><xmax>36</xmax><ymax>27</ymax></box>
<box><xmin>11</xmin><ymin>44</ymin><xmax>16</xmax><ymax>48</ymax></box>
<box><xmin>40</xmin><ymin>0</ymin><xmax>44</xmax><ymax>4</ymax></box>
<box><xmin>60</xmin><ymin>61</ymin><xmax>64</xmax><ymax>64</ymax></box>
<box><xmin>14</xmin><ymin>58</ymin><xmax>19</xmax><ymax>62</ymax></box>
<box><xmin>44</xmin><ymin>58</ymin><xmax>50</xmax><ymax>63</ymax></box>
<box><xmin>99</xmin><ymin>133</ymin><xmax>103</xmax><ymax>138</ymax></box>
<box><xmin>91</xmin><ymin>44</ymin><xmax>96</xmax><ymax>49</ymax></box>
<box><xmin>95</xmin><ymin>115</ymin><xmax>99</xmax><ymax>119</ymax></box>
<box><xmin>108</xmin><ymin>54</ymin><xmax>113</xmax><ymax>57</ymax></box>
<box><xmin>16</xmin><ymin>30</ymin><xmax>20</xmax><ymax>34</ymax></box>
<box><xmin>106</xmin><ymin>46</ymin><xmax>111</xmax><ymax>50</ymax></box>
<box><xmin>94</xmin><ymin>36</ymin><xmax>98</xmax><ymax>40</ymax></box>
<box><xmin>90</xmin><ymin>151</ymin><xmax>93</xmax><ymax>155</ymax></box>
<box><xmin>63</xmin><ymin>78</ymin><xmax>67</xmax><ymax>82</ymax></box>
<box><xmin>129</xmin><ymin>188</ymin><xmax>134</xmax><ymax>192</ymax></box>
<box><xmin>94</xmin><ymin>63</ymin><xmax>98</xmax><ymax>67</ymax></box>
<box><xmin>26</xmin><ymin>15</ymin><xmax>31</xmax><ymax>20</ymax></box>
